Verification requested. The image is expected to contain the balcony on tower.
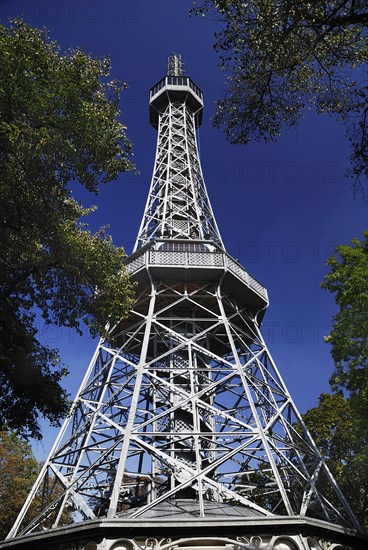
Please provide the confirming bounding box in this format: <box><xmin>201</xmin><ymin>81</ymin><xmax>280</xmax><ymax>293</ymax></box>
<box><xmin>125</xmin><ymin>239</ymin><xmax>269</xmax><ymax>319</ymax></box>
<box><xmin>149</xmin><ymin>55</ymin><xmax>203</xmax><ymax>129</ymax></box>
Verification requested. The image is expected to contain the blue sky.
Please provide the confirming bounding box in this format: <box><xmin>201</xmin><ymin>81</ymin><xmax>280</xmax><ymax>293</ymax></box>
<box><xmin>2</xmin><ymin>0</ymin><xmax>367</xmax><ymax>459</ymax></box>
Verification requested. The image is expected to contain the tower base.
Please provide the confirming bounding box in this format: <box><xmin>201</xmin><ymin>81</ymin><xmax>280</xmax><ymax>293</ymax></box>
<box><xmin>1</xmin><ymin>512</ymin><xmax>367</xmax><ymax>550</ymax></box>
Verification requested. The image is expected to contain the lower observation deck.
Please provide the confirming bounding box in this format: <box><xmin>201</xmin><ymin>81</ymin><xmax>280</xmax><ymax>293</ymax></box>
<box><xmin>125</xmin><ymin>240</ymin><xmax>268</xmax><ymax>317</ymax></box>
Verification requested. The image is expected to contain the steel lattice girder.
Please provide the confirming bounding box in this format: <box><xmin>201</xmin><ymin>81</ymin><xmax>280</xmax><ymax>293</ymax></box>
<box><xmin>7</xmin><ymin>279</ymin><xmax>359</xmax><ymax>537</ymax></box>
<box><xmin>134</xmin><ymin>102</ymin><xmax>223</xmax><ymax>250</ymax></box>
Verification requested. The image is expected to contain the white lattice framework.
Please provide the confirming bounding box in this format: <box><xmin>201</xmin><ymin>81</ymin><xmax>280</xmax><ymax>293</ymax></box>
<box><xmin>5</xmin><ymin>56</ymin><xmax>363</xmax><ymax>548</ymax></box>
<box><xmin>6</xmin><ymin>279</ymin><xmax>360</xmax><ymax>538</ymax></box>
<box><xmin>134</xmin><ymin>86</ymin><xmax>222</xmax><ymax>250</ymax></box>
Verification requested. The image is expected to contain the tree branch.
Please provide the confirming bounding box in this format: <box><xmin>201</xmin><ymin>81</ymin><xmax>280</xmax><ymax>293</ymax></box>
<box><xmin>314</xmin><ymin>12</ymin><xmax>368</xmax><ymax>28</ymax></box>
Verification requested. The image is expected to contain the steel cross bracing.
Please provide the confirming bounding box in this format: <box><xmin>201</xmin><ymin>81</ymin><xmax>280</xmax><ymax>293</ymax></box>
<box><xmin>8</xmin><ymin>279</ymin><xmax>359</xmax><ymax>536</ymax></box>
<box><xmin>134</xmin><ymin>100</ymin><xmax>223</xmax><ymax>250</ymax></box>
<box><xmin>6</xmin><ymin>56</ymin><xmax>362</xmax><ymax>543</ymax></box>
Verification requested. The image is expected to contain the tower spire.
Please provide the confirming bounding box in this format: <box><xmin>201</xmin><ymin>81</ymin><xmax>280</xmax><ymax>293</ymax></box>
<box><xmin>167</xmin><ymin>53</ymin><xmax>184</xmax><ymax>76</ymax></box>
<box><xmin>3</xmin><ymin>59</ymin><xmax>366</xmax><ymax>550</ymax></box>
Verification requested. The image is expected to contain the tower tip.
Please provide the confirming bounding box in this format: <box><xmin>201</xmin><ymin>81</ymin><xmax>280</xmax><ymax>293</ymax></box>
<box><xmin>167</xmin><ymin>53</ymin><xmax>185</xmax><ymax>76</ymax></box>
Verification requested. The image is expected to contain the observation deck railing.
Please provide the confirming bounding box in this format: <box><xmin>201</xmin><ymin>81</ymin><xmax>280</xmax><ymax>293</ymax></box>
<box><xmin>150</xmin><ymin>76</ymin><xmax>203</xmax><ymax>101</ymax></box>
<box><xmin>125</xmin><ymin>244</ymin><xmax>268</xmax><ymax>302</ymax></box>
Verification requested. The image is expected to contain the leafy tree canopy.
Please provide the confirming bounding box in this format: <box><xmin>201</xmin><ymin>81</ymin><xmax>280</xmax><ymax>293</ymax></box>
<box><xmin>0</xmin><ymin>20</ymin><xmax>135</xmax><ymax>439</ymax></box>
<box><xmin>321</xmin><ymin>232</ymin><xmax>368</xmax><ymax>433</ymax></box>
<box><xmin>0</xmin><ymin>431</ymin><xmax>39</xmax><ymax>539</ymax></box>
<box><xmin>303</xmin><ymin>393</ymin><xmax>368</xmax><ymax>530</ymax></box>
<box><xmin>192</xmin><ymin>0</ymin><xmax>368</xmax><ymax>196</ymax></box>
<box><xmin>0</xmin><ymin>430</ymin><xmax>73</xmax><ymax>538</ymax></box>
<box><xmin>301</xmin><ymin>234</ymin><xmax>368</xmax><ymax>529</ymax></box>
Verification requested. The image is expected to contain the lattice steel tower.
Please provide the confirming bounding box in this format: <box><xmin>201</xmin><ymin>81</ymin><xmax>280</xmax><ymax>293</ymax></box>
<box><xmin>3</xmin><ymin>55</ymin><xmax>366</xmax><ymax>550</ymax></box>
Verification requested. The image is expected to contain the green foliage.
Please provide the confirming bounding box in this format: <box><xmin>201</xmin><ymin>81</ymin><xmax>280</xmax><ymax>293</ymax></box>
<box><xmin>192</xmin><ymin>1</ymin><xmax>368</xmax><ymax>197</ymax></box>
<box><xmin>321</xmin><ymin>232</ymin><xmax>368</xmax><ymax>436</ymax></box>
<box><xmin>303</xmin><ymin>393</ymin><xmax>368</xmax><ymax>530</ymax></box>
<box><xmin>0</xmin><ymin>20</ymin><xmax>135</xmax><ymax>439</ymax></box>
<box><xmin>0</xmin><ymin>431</ymin><xmax>39</xmax><ymax>539</ymax></box>
<box><xmin>0</xmin><ymin>431</ymin><xmax>73</xmax><ymax>538</ymax></box>
<box><xmin>302</xmin><ymin>234</ymin><xmax>368</xmax><ymax>529</ymax></box>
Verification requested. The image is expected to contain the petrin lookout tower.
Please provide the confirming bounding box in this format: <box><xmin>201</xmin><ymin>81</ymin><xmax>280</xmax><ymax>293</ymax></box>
<box><xmin>3</xmin><ymin>55</ymin><xmax>366</xmax><ymax>550</ymax></box>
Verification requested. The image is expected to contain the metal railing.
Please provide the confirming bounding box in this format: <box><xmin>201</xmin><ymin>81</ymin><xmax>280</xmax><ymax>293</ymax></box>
<box><xmin>150</xmin><ymin>77</ymin><xmax>203</xmax><ymax>101</ymax></box>
<box><xmin>125</xmin><ymin>248</ymin><xmax>267</xmax><ymax>301</ymax></box>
